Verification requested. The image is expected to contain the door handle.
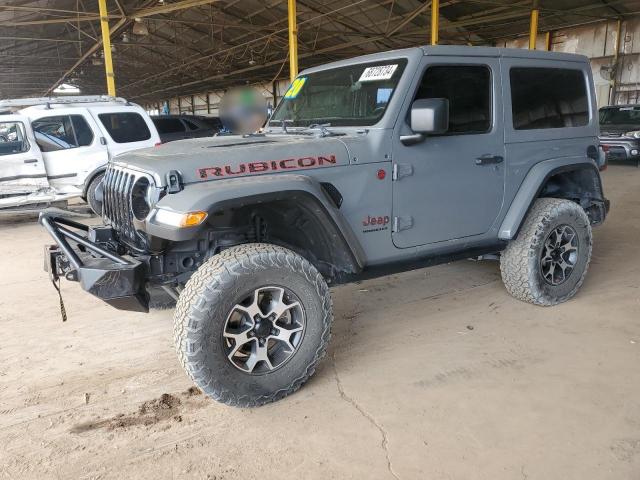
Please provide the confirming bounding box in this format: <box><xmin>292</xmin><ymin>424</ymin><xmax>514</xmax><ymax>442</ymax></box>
<box><xmin>475</xmin><ymin>154</ymin><xmax>503</xmax><ymax>165</ymax></box>
<box><xmin>23</xmin><ymin>158</ymin><xmax>38</xmax><ymax>164</ymax></box>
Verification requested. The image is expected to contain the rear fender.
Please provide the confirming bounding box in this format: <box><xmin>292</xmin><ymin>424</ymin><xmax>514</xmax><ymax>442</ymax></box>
<box><xmin>499</xmin><ymin>157</ymin><xmax>605</xmax><ymax>240</ymax></box>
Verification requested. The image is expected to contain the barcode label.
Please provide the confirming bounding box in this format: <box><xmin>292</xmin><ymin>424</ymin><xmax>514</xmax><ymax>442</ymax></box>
<box><xmin>359</xmin><ymin>64</ymin><xmax>398</xmax><ymax>82</ymax></box>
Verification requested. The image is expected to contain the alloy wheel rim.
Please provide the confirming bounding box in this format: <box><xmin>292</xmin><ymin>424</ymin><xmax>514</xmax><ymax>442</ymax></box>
<box><xmin>539</xmin><ymin>224</ymin><xmax>579</xmax><ymax>286</ymax></box>
<box><xmin>223</xmin><ymin>286</ymin><xmax>305</xmax><ymax>374</ymax></box>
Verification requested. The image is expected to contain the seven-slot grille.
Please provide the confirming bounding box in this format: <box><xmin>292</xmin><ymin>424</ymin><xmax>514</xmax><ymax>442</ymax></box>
<box><xmin>102</xmin><ymin>165</ymin><xmax>139</xmax><ymax>245</ymax></box>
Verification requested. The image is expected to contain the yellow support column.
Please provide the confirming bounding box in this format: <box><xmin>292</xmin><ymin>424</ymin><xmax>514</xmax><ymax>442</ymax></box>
<box><xmin>431</xmin><ymin>0</ymin><xmax>439</xmax><ymax>46</ymax></box>
<box><xmin>544</xmin><ymin>30</ymin><xmax>553</xmax><ymax>51</ymax></box>
<box><xmin>529</xmin><ymin>0</ymin><xmax>539</xmax><ymax>50</ymax></box>
<box><xmin>287</xmin><ymin>0</ymin><xmax>299</xmax><ymax>83</ymax></box>
<box><xmin>98</xmin><ymin>0</ymin><xmax>116</xmax><ymax>96</ymax></box>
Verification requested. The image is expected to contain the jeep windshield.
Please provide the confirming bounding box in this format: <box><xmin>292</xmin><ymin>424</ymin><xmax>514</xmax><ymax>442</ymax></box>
<box><xmin>269</xmin><ymin>59</ymin><xmax>408</xmax><ymax>128</ymax></box>
<box><xmin>599</xmin><ymin>106</ymin><xmax>640</xmax><ymax>126</ymax></box>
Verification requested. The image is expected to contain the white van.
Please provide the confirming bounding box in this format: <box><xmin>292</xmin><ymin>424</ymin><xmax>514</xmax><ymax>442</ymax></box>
<box><xmin>0</xmin><ymin>96</ymin><xmax>160</xmax><ymax>214</ymax></box>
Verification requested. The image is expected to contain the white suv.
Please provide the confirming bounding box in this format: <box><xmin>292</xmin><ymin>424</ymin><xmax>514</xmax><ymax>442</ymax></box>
<box><xmin>0</xmin><ymin>96</ymin><xmax>160</xmax><ymax>214</ymax></box>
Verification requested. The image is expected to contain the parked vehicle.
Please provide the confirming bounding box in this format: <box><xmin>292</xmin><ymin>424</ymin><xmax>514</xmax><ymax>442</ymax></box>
<box><xmin>151</xmin><ymin>114</ymin><xmax>221</xmax><ymax>143</ymax></box>
<box><xmin>599</xmin><ymin>104</ymin><xmax>640</xmax><ymax>167</ymax></box>
<box><xmin>41</xmin><ymin>46</ymin><xmax>609</xmax><ymax>407</ymax></box>
<box><xmin>0</xmin><ymin>96</ymin><xmax>160</xmax><ymax>214</ymax></box>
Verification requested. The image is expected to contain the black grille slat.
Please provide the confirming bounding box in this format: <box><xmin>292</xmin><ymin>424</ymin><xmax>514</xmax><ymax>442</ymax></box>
<box><xmin>113</xmin><ymin>169</ymin><xmax>123</xmax><ymax>230</ymax></box>
<box><xmin>103</xmin><ymin>165</ymin><xmax>144</xmax><ymax>247</ymax></box>
<box><xmin>104</xmin><ymin>167</ymin><xmax>114</xmax><ymax>223</ymax></box>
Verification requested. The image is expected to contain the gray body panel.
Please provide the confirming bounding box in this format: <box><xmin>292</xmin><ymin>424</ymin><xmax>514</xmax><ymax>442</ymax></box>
<box><xmin>391</xmin><ymin>54</ymin><xmax>506</xmax><ymax>248</ymax></box>
<box><xmin>107</xmin><ymin>45</ymin><xmax>603</xmax><ymax>274</ymax></box>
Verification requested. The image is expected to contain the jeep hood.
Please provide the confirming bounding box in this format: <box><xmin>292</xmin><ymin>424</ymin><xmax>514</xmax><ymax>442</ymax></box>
<box><xmin>111</xmin><ymin>134</ymin><xmax>350</xmax><ymax>186</ymax></box>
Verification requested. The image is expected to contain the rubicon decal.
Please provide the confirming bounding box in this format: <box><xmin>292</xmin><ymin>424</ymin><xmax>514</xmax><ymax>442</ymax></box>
<box><xmin>198</xmin><ymin>154</ymin><xmax>337</xmax><ymax>179</ymax></box>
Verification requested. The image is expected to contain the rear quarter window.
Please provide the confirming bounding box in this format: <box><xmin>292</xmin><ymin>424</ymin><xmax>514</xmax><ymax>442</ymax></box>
<box><xmin>98</xmin><ymin>112</ymin><xmax>151</xmax><ymax>143</ymax></box>
<box><xmin>510</xmin><ymin>67</ymin><xmax>589</xmax><ymax>130</ymax></box>
<box><xmin>153</xmin><ymin>117</ymin><xmax>185</xmax><ymax>134</ymax></box>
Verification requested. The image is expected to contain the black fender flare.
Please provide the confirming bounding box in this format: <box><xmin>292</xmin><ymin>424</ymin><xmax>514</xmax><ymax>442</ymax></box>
<box><xmin>81</xmin><ymin>165</ymin><xmax>107</xmax><ymax>199</ymax></box>
<box><xmin>146</xmin><ymin>174</ymin><xmax>366</xmax><ymax>273</ymax></box>
<box><xmin>499</xmin><ymin>157</ymin><xmax>605</xmax><ymax>240</ymax></box>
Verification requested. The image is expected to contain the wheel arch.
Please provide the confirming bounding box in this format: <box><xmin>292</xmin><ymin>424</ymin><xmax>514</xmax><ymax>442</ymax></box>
<box><xmin>499</xmin><ymin>158</ymin><xmax>606</xmax><ymax>241</ymax></box>
<box><xmin>81</xmin><ymin>165</ymin><xmax>107</xmax><ymax>200</ymax></box>
<box><xmin>148</xmin><ymin>174</ymin><xmax>366</xmax><ymax>279</ymax></box>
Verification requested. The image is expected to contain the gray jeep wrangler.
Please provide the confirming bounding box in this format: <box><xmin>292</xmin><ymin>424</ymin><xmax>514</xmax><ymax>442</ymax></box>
<box><xmin>41</xmin><ymin>46</ymin><xmax>609</xmax><ymax>407</ymax></box>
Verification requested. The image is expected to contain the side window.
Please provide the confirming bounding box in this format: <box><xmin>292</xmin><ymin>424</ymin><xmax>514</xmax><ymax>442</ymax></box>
<box><xmin>0</xmin><ymin>121</ymin><xmax>29</xmax><ymax>156</ymax></box>
<box><xmin>183</xmin><ymin>119</ymin><xmax>200</xmax><ymax>130</ymax></box>
<box><xmin>71</xmin><ymin>116</ymin><xmax>94</xmax><ymax>146</ymax></box>
<box><xmin>510</xmin><ymin>68</ymin><xmax>588</xmax><ymax>130</ymax></box>
<box><xmin>32</xmin><ymin>115</ymin><xmax>94</xmax><ymax>152</ymax></box>
<box><xmin>98</xmin><ymin>112</ymin><xmax>152</xmax><ymax>143</ymax></box>
<box><xmin>415</xmin><ymin>65</ymin><xmax>491</xmax><ymax>134</ymax></box>
<box><xmin>153</xmin><ymin>118</ymin><xmax>186</xmax><ymax>134</ymax></box>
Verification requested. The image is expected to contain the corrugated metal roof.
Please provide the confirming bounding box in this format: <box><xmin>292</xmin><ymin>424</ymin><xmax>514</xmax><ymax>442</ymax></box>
<box><xmin>1</xmin><ymin>0</ymin><xmax>639</xmax><ymax>101</ymax></box>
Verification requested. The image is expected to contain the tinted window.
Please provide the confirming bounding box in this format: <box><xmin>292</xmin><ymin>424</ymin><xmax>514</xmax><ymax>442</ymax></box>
<box><xmin>415</xmin><ymin>65</ymin><xmax>491</xmax><ymax>134</ymax></box>
<box><xmin>153</xmin><ymin>117</ymin><xmax>186</xmax><ymax>134</ymax></box>
<box><xmin>510</xmin><ymin>68</ymin><xmax>588</xmax><ymax>130</ymax></box>
<box><xmin>183</xmin><ymin>119</ymin><xmax>200</xmax><ymax>130</ymax></box>
<box><xmin>0</xmin><ymin>121</ymin><xmax>29</xmax><ymax>156</ymax></box>
<box><xmin>98</xmin><ymin>112</ymin><xmax>151</xmax><ymax>143</ymax></box>
<box><xmin>199</xmin><ymin>117</ymin><xmax>222</xmax><ymax>130</ymax></box>
<box><xmin>32</xmin><ymin>114</ymin><xmax>94</xmax><ymax>151</ymax></box>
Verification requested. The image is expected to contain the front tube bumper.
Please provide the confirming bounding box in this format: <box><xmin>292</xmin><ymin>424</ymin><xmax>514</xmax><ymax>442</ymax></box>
<box><xmin>39</xmin><ymin>212</ymin><xmax>149</xmax><ymax>312</ymax></box>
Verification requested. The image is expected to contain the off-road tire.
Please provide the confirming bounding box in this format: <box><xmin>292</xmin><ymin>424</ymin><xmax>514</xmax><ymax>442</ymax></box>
<box><xmin>86</xmin><ymin>173</ymin><xmax>104</xmax><ymax>216</ymax></box>
<box><xmin>500</xmin><ymin>198</ymin><xmax>592</xmax><ymax>306</ymax></box>
<box><xmin>173</xmin><ymin>243</ymin><xmax>333</xmax><ymax>407</ymax></box>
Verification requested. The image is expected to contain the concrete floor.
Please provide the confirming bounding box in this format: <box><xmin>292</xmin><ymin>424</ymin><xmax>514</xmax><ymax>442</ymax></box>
<box><xmin>1</xmin><ymin>164</ymin><xmax>639</xmax><ymax>480</ymax></box>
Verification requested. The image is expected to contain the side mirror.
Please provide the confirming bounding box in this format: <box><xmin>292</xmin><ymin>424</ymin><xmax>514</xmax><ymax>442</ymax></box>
<box><xmin>400</xmin><ymin>98</ymin><xmax>449</xmax><ymax>146</ymax></box>
<box><xmin>100</xmin><ymin>137</ymin><xmax>107</xmax><ymax>146</ymax></box>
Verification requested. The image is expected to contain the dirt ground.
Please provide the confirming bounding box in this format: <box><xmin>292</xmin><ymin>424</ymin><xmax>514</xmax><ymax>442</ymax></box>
<box><xmin>1</xmin><ymin>164</ymin><xmax>639</xmax><ymax>480</ymax></box>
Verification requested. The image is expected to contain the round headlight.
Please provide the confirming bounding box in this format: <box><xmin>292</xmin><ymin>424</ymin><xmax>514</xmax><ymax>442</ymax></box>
<box><xmin>131</xmin><ymin>177</ymin><xmax>151</xmax><ymax>220</ymax></box>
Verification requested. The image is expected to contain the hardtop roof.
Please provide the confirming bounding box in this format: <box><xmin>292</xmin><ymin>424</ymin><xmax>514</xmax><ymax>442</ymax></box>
<box><xmin>300</xmin><ymin>45</ymin><xmax>589</xmax><ymax>76</ymax></box>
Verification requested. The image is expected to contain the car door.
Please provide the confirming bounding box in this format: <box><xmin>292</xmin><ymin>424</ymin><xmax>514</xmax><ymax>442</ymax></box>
<box><xmin>391</xmin><ymin>57</ymin><xmax>505</xmax><ymax>248</ymax></box>
<box><xmin>0</xmin><ymin>114</ymin><xmax>48</xmax><ymax>196</ymax></box>
<box><xmin>31</xmin><ymin>109</ymin><xmax>108</xmax><ymax>193</ymax></box>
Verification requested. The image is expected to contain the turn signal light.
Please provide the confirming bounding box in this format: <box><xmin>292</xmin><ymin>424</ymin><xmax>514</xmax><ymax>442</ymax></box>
<box><xmin>181</xmin><ymin>211</ymin><xmax>208</xmax><ymax>227</ymax></box>
<box><xmin>154</xmin><ymin>209</ymin><xmax>208</xmax><ymax>228</ymax></box>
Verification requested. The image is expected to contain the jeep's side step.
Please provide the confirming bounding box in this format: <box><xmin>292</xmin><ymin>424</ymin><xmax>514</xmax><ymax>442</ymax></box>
<box><xmin>334</xmin><ymin>242</ymin><xmax>507</xmax><ymax>285</ymax></box>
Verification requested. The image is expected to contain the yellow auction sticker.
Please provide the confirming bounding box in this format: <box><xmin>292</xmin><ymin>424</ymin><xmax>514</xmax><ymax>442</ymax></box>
<box><xmin>284</xmin><ymin>77</ymin><xmax>307</xmax><ymax>99</ymax></box>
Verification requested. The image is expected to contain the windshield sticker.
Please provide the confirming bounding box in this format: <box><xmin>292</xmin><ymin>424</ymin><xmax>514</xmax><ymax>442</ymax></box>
<box><xmin>359</xmin><ymin>64</ymin><xmax>398</xmax><ymax>82</ymax></box>
<box><xmin>284</xmin><ymin>77</ymin><xmax>307</xmax><ymax>99</ymax></box>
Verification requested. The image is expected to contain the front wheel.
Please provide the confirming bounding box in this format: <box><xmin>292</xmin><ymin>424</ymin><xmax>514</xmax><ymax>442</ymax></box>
<box><xmin>500</xmin><ymin>198</ymin><xmax>592</xmax><ymax>306</ymax></box>
<box><xmin>173</xmin><ymin>243</ymin><xmax>333</xmax><ymax>407</ymax></box>
<box><xmin>86</xmin><ymin>173</ymin><xmax>104</xmax><ymax>216</ymax></box>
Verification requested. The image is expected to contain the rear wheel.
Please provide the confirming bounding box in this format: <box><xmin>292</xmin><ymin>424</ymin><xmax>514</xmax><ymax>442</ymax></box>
<box><xmin>500</xmin><ymin>198</ymin><xmax>592</xmax><ymax>306</ymax></box>
<box><xmin>173</xmin><ymin>243</ymin><xmax>332</xmax><ymax>407</ymax></box>
<box><xmin>86</xmin><ymin>173</ymin><xmax>104</xmax><ymax>216</ymax></box>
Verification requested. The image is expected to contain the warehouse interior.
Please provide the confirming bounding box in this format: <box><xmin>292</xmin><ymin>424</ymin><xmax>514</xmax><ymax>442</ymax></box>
<box><xmin>2</xmin><ymin>2</ymin><xmax>640</xmax><ymax>479</ymax></box>
<box><xmin>3</xmin><ymin>1</ymin><xmax>640</xmax><ymax>109</ymax></box>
